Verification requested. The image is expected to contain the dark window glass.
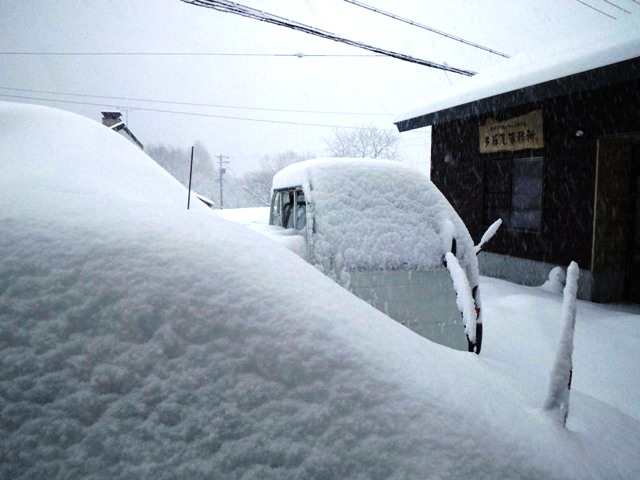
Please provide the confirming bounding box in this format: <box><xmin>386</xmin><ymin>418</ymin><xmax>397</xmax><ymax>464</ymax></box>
<box><xmin>282</xmin><ymin>191</ymin><xmax>294</xmax><ymax>228</ymax></box>
<box><xmin>270</xmin><ymin>191</ymin><xmax>283</xmax><ymax>226</ymax></box>
<box><xmin>484</xmin><ymin>158</ymin><xmax>512</xmax><ymax>226</ymax></box>
<box><xmin>270</xmin><ymin>188</ymin><xmax>307</xmax><ymax>230</ymax></box>
<box><xmin>484</xmin><ymin>155</ymin><xmax>543</xmax><ymax>231</ymax></box>
<box><xmin>511</xmin><ymin>157</ymin><xmax>543</xmax><ymax>230</ymax></box>
<box><xmin>295</xmin><ymin>190</ymin><xmax>306</xmax><ymax>230</ymax></box>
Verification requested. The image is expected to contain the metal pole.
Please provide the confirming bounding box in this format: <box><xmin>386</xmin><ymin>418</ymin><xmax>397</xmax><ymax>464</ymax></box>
<box><xmin>217</xmin><ymin>154</ymin><xmax>229</xmax><ymax>209</ymax></box>
<box><xmin>219</xmin><ymin>155</ymin><xmax>224</xmax><ymax>209</ymax></box>
<box><xmin>187</xmin><ymin>145</ymin><xmax>194</xmax><ymax>209</ymax></box>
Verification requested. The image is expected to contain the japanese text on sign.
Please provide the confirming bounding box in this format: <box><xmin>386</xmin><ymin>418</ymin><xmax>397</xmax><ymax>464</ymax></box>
<box><xmin>479</xmin><ymin>110</ymin><xmax>544</xmax><ymax>153</ymax></box>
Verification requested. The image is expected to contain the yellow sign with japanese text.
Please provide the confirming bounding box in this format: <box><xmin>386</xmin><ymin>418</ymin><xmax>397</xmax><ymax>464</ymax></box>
<box><xmin>479</xmin><ymin>110</ymin><xmax>544</xmax><ymax>153</ymax></box>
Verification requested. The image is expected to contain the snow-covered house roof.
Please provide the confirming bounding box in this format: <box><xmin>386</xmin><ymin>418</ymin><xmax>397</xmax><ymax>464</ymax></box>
<box><xmin>395</xmin><ymin>21</ymin><xmax>640</xmax><ymax>131</ymax></box>
<box><xmin>102</xmin><ymin>111</ymin><xmax>144</xmax><ymax>149</ymax></box>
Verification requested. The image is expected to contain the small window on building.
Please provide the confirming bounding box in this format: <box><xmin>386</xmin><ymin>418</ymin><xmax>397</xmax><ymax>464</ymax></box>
<box><xmin>484</xmin><ymin>155</ymin><xmax>543</xmax><ymax>231</ymax></box>
<box><xmin>484</xmin><ymin>158</ymin><xmax>512</xmax><ymax>227</ymax></box>
<box><xmin>510</xmin><ymin>157</ymin><xmax>543</xmax><ymax>230</ymax></box>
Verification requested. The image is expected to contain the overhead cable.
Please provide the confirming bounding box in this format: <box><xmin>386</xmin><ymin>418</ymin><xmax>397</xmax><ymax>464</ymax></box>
<box><xmin>0</xmin><ymin>86</ymin><xmax>392</xmax><ymax>116</ymax></box>
<box><xmin>601</xmin><ymin>0</ymin><xmax>631</xmax><ymax>13</ymax></box>
<box><xmin>343</xmin><ymin>0</ymin><xmax>510</xmax><ymax>58</ymax></box>
<box><xmin>575</xmin><ymin>0</ymin><xmax>617</xmax><ymax>19</ymax></box>
<box><xmin>0</xmin><ymin>51</ymin><xmax>383</xmax><ymax>57</ymax></box>
<box><xmin>179</xmin><ymin>0</ymin><xmax>476</xmax><ymax>76</ymax></box>
<box><xmin>0</xmin><ymin>93</ymin><xmax>395</xmax><ymax>130</ymax></box>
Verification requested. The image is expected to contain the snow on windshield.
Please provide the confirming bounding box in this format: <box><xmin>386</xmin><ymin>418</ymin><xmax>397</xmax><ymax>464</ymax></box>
<box><xmin>273</xmin><ymin>158</ymin><xmax>478</xmax><ymax>281</ymax></box>
<box><xmin>2</xmin><ymin>102</ymin><xmax>640</xmax><ymax>479</ymax></box>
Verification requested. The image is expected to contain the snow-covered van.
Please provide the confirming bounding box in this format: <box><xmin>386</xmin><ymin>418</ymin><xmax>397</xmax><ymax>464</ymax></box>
<box><xmin>268</xmin><ymin>158</ymin><xmax>485</xmax><ymax>352</ymax></box>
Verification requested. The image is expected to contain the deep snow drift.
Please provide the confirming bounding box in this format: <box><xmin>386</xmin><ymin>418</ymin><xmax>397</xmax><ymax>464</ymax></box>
<box><xmin>1</xmin><ymin>102</ymin><xmax>639</xmax><ymax>479</ymax></box>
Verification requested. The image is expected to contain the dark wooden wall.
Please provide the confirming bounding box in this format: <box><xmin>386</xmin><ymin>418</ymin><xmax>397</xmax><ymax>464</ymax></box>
<box><xmin>430</xmin><ymin>78</ymin><xmax>640</xmax><ymax>270</ymax></box>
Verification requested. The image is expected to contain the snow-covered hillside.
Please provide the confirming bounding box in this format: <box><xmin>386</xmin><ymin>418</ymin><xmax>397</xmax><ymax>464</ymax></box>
<box><xmin>1</xmin><ymin>102</ymin><xmax>639</xmax><ymax>479</ymax></box>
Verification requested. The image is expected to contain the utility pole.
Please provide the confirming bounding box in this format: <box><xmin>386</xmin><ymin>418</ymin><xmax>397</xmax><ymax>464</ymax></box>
<box><xmin>216</xmin><ymin>154</ymin><xmax>230</xmax><ymax>209</ymax></box>
<box><xmin>187</xmin><ymin>146</ymin><xmax>195</xmax><ymax>210</ymax></box>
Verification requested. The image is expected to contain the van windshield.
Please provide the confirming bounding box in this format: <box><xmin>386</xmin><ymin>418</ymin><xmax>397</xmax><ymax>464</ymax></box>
<box><xmin>270</xmin><ymin>188</ymin><xmax>306</xmax><ymax>230</ymax></box>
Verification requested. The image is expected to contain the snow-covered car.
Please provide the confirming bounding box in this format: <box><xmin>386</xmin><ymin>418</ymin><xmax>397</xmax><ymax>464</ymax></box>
<box><xmin>267</xmin><ymin>158</ymin><xmax>482</xmax><ymax>352</ymax></box>
<box><xmin>4</xmin><ymin>102</ymin><xmax>639</xmax><ymax>480</ymax></box>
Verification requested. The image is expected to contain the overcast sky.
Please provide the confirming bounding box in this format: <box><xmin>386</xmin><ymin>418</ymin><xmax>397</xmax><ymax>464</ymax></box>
<box><xmin>2</xmin><ymin>0</ymin><xmax>638</xmax><ymax>175</ymax></box>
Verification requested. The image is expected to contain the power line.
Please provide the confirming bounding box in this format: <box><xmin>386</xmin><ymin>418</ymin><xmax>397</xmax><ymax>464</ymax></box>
<box><xmin>0</xmin><ymin>93</ymin><xmax>395</xmax><ymax>130</ymax></box>
<box><xmin>575</xmin><ymin>0</ymin><xmax>617</xmax><ymax>19</ymax></box>
<box><xmin>343</xmin><ymin>0</ymin><xmax>510</xmax><ymax>58</ymax></box>
<box><xmin>0</xmin><ymin>51</ymin><xmax>383</xmax><ymax>57</ymax></box>
<box><xmin>179</xmin><ymin>0</ymin><xmax>476</xmax><ymax>76</ymax></box>
<box><xmin>0</xmin><ymin>86</ymin><xmax>392</xmax><ymax>116</ymax></box>
<box><xmin>601</xmin><ymin>0</ymin><xmax>631</xmax><ymax>13</ymax></box>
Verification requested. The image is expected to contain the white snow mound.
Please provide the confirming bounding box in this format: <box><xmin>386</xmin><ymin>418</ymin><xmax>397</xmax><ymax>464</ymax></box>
<box><xmin>1</xmin><ymin>102</ymin><xmax>639</xmax><ymax>479</ymax></box>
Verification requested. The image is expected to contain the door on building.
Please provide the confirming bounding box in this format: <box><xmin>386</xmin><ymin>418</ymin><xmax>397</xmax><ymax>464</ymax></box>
<box><xmin>627</xmin><ymin>146</ymin><xmax>640</xmax><ymax>303</ymax></box>
<box><xmin>593</xmin><ymin>136</ymin><xmax>640</xmax><ymax>303</ymax></box>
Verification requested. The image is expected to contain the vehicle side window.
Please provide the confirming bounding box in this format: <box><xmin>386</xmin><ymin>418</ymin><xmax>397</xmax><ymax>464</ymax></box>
<box><xmin>295</xmin><ymin>190</ymin><xmax>306</xmax><ymax>230</ymax></box>
<box><xmin>282</xmin><ymin>191</ymin><xmax>294</xmax><ymax>228</ymax></box>
<box><xmin>270</xmin><ymin>192</ymin><xmax>283</xmax><ymax>226</ymax></box>
<box><xmin>271</xmin><ymin>188</ymin><xmax>307</xmax><ymax>230</ymax></box>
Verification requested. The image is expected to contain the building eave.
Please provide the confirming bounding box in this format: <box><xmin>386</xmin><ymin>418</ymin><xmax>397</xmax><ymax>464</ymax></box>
<box><xmin>111</xmin><ymin>122</ymin><xmax>144</xmax><ymax>150</ymax></box>
<box><xmin>395</xmin><ymin>56</ymin><xmax>640</xmax><ymax>132</ymax></box>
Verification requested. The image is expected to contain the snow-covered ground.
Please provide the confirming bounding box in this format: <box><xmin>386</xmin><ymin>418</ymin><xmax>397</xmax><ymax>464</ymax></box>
<box><xmin>221</xmin><ymin>204</ymin><xmax>640</xmax><ymax>423</ymax></box>
<box><xmin>2</xmin><ymin>102</ymin><xmax>640</xmax><ymax>479</ymax></box>
<box><xmin>481</xmin><ymin>276</ymin><xmax>640</xmax><ymax>422</ymax></box>
<box><xmin>214</xmin><ymin>206</ymin><xmax>270</xmax><ymax>226</ymax></box>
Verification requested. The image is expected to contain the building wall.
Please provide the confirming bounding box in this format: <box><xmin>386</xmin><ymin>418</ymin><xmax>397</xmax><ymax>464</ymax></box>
<box><xmin>431</xmin><ymin>78</ymin><xmax>640</xmax><ymax>300</ymax></box>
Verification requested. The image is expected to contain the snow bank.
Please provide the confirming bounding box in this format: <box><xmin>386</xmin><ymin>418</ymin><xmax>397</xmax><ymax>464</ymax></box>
<box><xmin>2</xmin><ymin>102</ymin><xmax>639</xmax><ymax>479</ymax></box>
<box><xmin>540</xmin><ymin>266</ymin><xmax>567</xmax><ymax>294</ymax></box>
<box><xmin>214</xmin><ymin>207</ymin><xmax>270</xmax><ymax>226</ymax></box>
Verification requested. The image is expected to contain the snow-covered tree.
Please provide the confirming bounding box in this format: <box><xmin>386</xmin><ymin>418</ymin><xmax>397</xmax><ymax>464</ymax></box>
<box><xmin>325</xmin><ymin>123</ymin><xmax>399</xmax><ymax>160</ymax></box>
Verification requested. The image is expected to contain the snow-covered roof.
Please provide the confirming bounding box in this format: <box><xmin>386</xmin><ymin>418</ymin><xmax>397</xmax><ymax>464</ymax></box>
<box><xmin>273</xmin><ymin>158</ymin><xmax>478</xmax><ymax>278</ymax></box>
<box><xmin>108</xmin><ymin>120</ymin><xmax>125</xmax><ymax>130</ymax></box>
<box><xmin>192</xmin><ymin>191</ymin><xmax>215</xmax><ymax>208</ymax></box>
<box><xmin>107</xmin><ymin>119</ymin><xmax>144</xmax><ymax>149</ymax></box>
<box><xmin>395</xmin><ymin>21</ymin><xmax>640</xmax><ymax>130</ymax></box>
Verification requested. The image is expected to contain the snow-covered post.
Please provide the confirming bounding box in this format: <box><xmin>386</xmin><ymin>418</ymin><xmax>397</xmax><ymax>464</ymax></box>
<box><xmin>543</xmin><ymin>261</ymin><xmax>580</xmax><ymax>426</ymax></box>
<box><xmin>474</xmin><ymin>218</ymin><xmax>502</xmax><ymax>255</ymax></box>
<box><xmin>445</xmin><ymin>252</ymin><xmax>477</xmax><ymax>346</ymax></box>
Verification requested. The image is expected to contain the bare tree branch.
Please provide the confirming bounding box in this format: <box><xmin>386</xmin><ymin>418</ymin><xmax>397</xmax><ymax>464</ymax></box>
<box><xmin>325</xmin><ymin>124</ymin><xmax>399</xmax><ymax>160</ymax></box>
<box><xmin>241</xmin><ymin>151</ymin><xmax>314</xmax><ymax>206</ymax></box>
